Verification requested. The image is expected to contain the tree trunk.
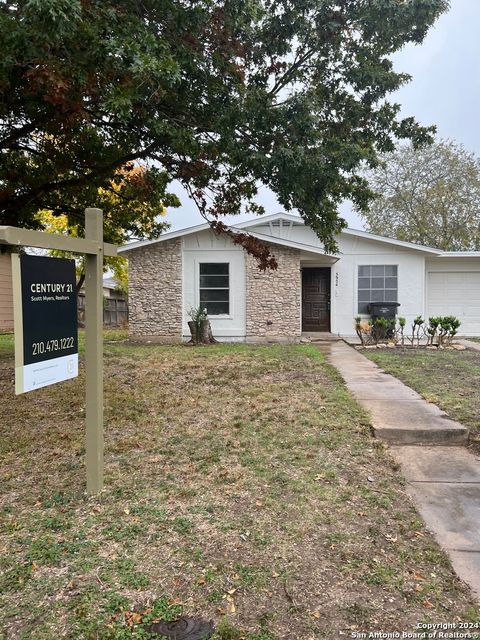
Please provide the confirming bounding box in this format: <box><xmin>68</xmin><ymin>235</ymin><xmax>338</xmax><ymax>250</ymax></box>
<box><xmin>188</xmin><ymin>319</ymin><xmax>217</xmax><ymax>344</ymax></box>
<box><xmin>76</xmin><ymin>272</ymin><xmax>85</xmax><ymax>294</ymax></box>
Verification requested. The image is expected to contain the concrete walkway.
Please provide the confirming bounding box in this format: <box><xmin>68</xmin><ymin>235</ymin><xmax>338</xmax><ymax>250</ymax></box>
<box><xmin>316</xmin><ymin>341</ymin><xmax>480</xmax><ymax>599</ymax></box>
<box><xmin>458</xmin><ymin>338</ymin><xmax>480</xmax><ymax>352</ymax></box>
<box><xmin>318</xmin><ymin>341</ymin><xmax>468</xmax><ymax>445</ymax></box>
<box><xmin>391</xmin><ymin>446</ymin><xmax>480</xmax><ymax>599</ymax></box>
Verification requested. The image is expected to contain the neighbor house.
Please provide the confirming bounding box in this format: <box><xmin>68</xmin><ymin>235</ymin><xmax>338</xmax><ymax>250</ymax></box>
<box><xmin>119</xmin><ymin>212</ymin><xmax>480</xmax><ymax>341</ymax></box>
<box><xmin>0</xmin><ymin>252</ymin><xmax>14</xmax><ymax>332</ymax></box>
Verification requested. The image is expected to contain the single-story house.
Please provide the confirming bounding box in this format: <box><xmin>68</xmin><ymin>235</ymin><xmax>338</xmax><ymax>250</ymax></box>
<box><xmin>102</xmin><ymin>276</ymin><xmax>124</xmax><ymax>299</ymax></box>
<box><xmin>119</xmin><ymin>212</ymin><xmax>480</xmax><ymax>341</ymax></box>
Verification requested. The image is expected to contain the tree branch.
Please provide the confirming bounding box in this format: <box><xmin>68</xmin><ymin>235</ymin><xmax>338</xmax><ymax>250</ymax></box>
<box><xmin>0</xmin><ymin>118</ymin><xmax>47</xmax><ymax>149</ymax></box>
<box><xmin>268</xmin><ymin>49</ymin><xmax>316</xmax><ymax>98</ymax></box>
<box><xmin>1</xmin><ymin>140</ymin><xmax>163</xmax><ymax>214</ymax></box>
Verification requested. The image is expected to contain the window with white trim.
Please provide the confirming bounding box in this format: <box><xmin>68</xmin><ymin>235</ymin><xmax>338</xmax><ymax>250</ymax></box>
<box><xmin>358</xmin><ymin>265</ymin><xmax>398</xmax><ymax>314</ymax></box>
<box><xmin>199</xmin><ymin>263</ymin><xmax>230</xmax><ymax>315</ymax></box>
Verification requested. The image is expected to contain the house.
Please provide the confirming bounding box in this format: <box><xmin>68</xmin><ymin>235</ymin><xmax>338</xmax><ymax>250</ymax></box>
<box><xmin>118</xmin><ymin>212</ymin><xmax>480</xmax><ymax>341</ymax></box>
<box><xmin>102</xmin><ymin>276</ymin><xmax>124</xmax><ymax>299</ymax></box>
<box><xmin>0</xmin><ymin>252</ymin><xmax>14</xmax><ymax>332</ymax></box>
<box><xmin>101</xmin><ymin>276</ymin><xmax>128</xmax><ymax>327</ymax></box>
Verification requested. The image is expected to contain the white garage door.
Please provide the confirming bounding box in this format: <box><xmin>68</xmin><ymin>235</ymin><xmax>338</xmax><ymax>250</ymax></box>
<box><xmin>427</xmin><ymin>271</ymin><xmax>480</xmax><ymax>335</ymax></box>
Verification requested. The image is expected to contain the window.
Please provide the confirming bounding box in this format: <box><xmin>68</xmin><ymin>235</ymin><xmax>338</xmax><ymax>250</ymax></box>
<box><xmin>199</xmin><ymin>263</ymin><xmax>230</xmax><ymax>315</ymax></box>
<box><xmin>358</xmin><ymin>265</ymin><xmax>398</xmax><ymax>314</ymax></box>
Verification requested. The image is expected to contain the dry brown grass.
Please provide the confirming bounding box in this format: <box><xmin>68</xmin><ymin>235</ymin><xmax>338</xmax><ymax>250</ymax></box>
<box><xmin>0</xmin><ymin>337</ymin><xmax>478</xmax><ymax>639</ymax></box>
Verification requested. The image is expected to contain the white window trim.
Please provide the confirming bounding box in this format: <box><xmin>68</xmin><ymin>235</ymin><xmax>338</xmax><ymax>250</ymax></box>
<box><xmin>197</xmin><ymin>260</ymin><xmax>233</xmax><ymax>319</ymax></box>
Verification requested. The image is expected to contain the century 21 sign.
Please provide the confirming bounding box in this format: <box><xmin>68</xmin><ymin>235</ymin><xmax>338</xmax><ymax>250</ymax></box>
<box><xmin>12</xmin><ymin>254</ymin><xmax>79</xmax><ymax>394</ymax></box>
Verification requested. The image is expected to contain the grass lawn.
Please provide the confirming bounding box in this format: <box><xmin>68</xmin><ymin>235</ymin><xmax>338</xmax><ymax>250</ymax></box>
<box><xmin>361</xmin><ymin>347</ymin><xmax>480</xmax><ymax>446</ymax></box>
<box><xmin>0</xmin><ymin>334</ymin><xmax>479</xmax><ymax>639</ymax></box>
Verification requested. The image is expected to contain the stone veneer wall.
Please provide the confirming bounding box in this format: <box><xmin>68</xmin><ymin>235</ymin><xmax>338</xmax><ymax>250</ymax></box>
<box><xmin>128</xmin><ymin>238</ymin><xmax>182</xmax><ymax>341</ymax></box>
<box><xmin>246</xmin><ymin>244</ymin><xmax>301</xmax><ymax>341</ymax></box>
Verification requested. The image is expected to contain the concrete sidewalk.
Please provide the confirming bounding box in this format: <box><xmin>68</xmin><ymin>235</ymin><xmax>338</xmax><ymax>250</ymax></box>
<box><xmin>318</xmin><ymin>341</ymin><xmax>468</xmax><ymax>445</ymax></box>
<box><xmin>458</xmin><ymin>338</ymin><xmax>480</xmax><ymax>352</ymax></box>
<box><xmin>391</xmin><ymin>446</ymin><xmax>480</xmax><ymax>599</ymax></box>
<box><xmin>316</xmin><ymin>341</ymin><xmax>480</xmax><ymax>599</ymax></box>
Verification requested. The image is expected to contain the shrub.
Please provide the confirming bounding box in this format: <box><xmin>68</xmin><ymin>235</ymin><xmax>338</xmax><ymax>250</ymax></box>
<box><xmin>397</xmin><ymin>317</ymin><xmax>406</xmax><ymax>346</ymax></box>
<box><xmin>427</xmin><ymin>315</ymin><xmax>461</xmax><ymax>346</ymax></box>
<box><xmin>354</xmin><ymin>314</ymin><xmax>461</xmax><ymax>348</ymax></box>
<box><xmin>410</xmin><ymin>316</ymin><xmax>424</xmax><ymax>346</ymax></box>
<box><xmin>354</xmin><ymin>316</ymin><xmax>373</xmax><ymax>346</ymax></box>
<box><xmin>372</xmin><ymin>316</ymin><xmax>395</xmax><ymax>342</ymax></box>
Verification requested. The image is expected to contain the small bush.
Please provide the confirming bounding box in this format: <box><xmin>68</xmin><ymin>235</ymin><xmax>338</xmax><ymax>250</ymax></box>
<box><xmin>354</xmin><ymin>314</ymin><xmax>461</xmax><ymax>348</ymax></box>
<box><xmin>427</xmin><ymin>315</ymin><xmax>461</xmax><ymax>346</ymax></box>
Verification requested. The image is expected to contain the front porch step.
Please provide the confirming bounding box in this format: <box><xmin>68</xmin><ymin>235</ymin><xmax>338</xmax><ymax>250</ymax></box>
<box><xmin>301</xmin><ymin>332</ymin><xmax>343</xmax><ymax>342</ymax></box>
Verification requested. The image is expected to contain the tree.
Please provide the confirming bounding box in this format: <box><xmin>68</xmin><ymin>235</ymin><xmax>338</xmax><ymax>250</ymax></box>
<box><xmin>38</xmin><ymin>209</ymin><xmax>129</xmax><ymax>293</ymax></box>
<box><xmin>37</xmin><ymin>164</ymin><xmax>165</xmax><ymax>290</ymax></box>
<box><xmin>0</xmin><ymin>0</ymin><xmax>448</xmax><ymax>259</ymax></box>
<box><xmin>359</xmin><ymin>141</ymin><xmax>480</xmax><ymax>251</ymax></box>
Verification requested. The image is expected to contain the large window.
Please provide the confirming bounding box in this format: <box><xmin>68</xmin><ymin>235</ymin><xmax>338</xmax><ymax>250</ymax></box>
<box><xmin>199</xmin><ymin>263</ymin><xmax>230</xmax><ymax>315</ymax></box>
<box><xmin>358</xmin><ymin>265</ymin><xmax>398</xmax><ymax>314</ymax></box>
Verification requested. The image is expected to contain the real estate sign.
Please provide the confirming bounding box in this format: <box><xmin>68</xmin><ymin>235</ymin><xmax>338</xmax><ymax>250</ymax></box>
<box><xmin>12</xmin><ymin>254</ymin><xmax>78</xmax><ymax>394</ymax></box>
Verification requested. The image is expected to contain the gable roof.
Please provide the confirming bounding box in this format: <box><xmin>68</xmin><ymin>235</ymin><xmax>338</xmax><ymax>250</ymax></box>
<box><xmin>236</xmin><ymin>228</ymin><xmax>339</xmax><ymax>260</ymax></box>
<box><xmin>118</xmin><ymin>217</ymin><xmax>338</xmax><ymax>259</ymax></box>
<box><xmin>118</xmin><ymin>212</ymin><xmax>480</xmax><ymax>257</ymax></box>
<box><xmin>118</xmin><ymin>221</ymin><xmax>212</xmax><ymax>252</ymax></box>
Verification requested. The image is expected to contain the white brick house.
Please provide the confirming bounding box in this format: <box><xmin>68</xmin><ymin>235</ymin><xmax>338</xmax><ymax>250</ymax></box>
<box><xmin>119</xmin><ymin>212</ymin><xmax>480</xmax><ymax>341</ymax></box>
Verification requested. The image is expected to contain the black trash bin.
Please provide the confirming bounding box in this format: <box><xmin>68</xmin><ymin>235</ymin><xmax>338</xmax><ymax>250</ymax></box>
<box><xmin>368</xmin><ymin>302</ymin><xmax>400</xmax><ymax>339</ymax></box>
<box><xmin>367</xmin><ymin>302</ymin><xmax>400</xmax><ymax>321</ymax></box>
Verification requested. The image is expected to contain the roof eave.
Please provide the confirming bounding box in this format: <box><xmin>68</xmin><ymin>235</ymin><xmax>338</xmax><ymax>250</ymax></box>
<box><xmin>247</xmin><ymin>229</ymin><xmax>336</xmax><ymax>258</ymax></box>
<box><xmin>435</xmin><ymin>252</ymin><xmax>480</xmax><ymax>258</ymax></box>
<box><xmin>118</xmin><ymin>222</ymin><xmax>211</xmax><ymax>253</ymax></box>
<box><xmin>341</xmin><ymin>228</ymin><xmax>442</xmax><ymax>255</ymax></box>
<box><xmin>119</xmin><ymin>212</ymin><xmax>473</xmax><ymax>257</ymax></box>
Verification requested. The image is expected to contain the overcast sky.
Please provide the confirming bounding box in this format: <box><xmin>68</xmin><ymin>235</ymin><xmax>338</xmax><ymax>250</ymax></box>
<box><xmin>165</xmin><ymin>0</ymin><xmax>480</xmax><ymax>232</ymax></box>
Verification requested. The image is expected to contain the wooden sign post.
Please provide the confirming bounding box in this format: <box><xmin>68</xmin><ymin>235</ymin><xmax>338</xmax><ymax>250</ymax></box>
<box><xmin>85</xmin><ymin>209</ymin><xmax>104</xmax><ymax>493</ymax></box>
<box><xmin>0</xmin><ymin>208</ymin><xmax>116</xmax><ymax>494</ymax></box>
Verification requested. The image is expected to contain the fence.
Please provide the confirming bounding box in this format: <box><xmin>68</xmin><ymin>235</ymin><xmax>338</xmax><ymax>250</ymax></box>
<box><xmin>78</xmin><ymin>293</ymin><xmax>128</xmax><ymax>328</ymax></box>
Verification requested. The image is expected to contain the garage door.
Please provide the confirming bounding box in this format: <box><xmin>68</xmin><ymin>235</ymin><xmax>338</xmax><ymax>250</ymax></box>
<box><xmin>427</xmin><ymin>271</ymin><xmax>480</xmax><ymax>335</ymax></box>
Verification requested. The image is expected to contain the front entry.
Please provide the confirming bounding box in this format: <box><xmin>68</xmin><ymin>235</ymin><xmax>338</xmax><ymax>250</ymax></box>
<box><xmin>302</xmin><ymin>268</ymin><xmax>331</xmax><ymax>332</ymax></box>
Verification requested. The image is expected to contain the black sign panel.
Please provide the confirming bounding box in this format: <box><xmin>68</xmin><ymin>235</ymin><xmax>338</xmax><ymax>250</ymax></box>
<box><xmin>20</xmin><ymin>255</ymin><xmax>78</xmax><ymax>365</ymax></box>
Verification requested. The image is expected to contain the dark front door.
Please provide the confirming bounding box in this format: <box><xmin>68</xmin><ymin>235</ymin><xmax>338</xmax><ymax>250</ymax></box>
<box><xmin>302</xmin><ymin>268</ymin><xmax>330</xmax><ymax>332</ymax></box>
